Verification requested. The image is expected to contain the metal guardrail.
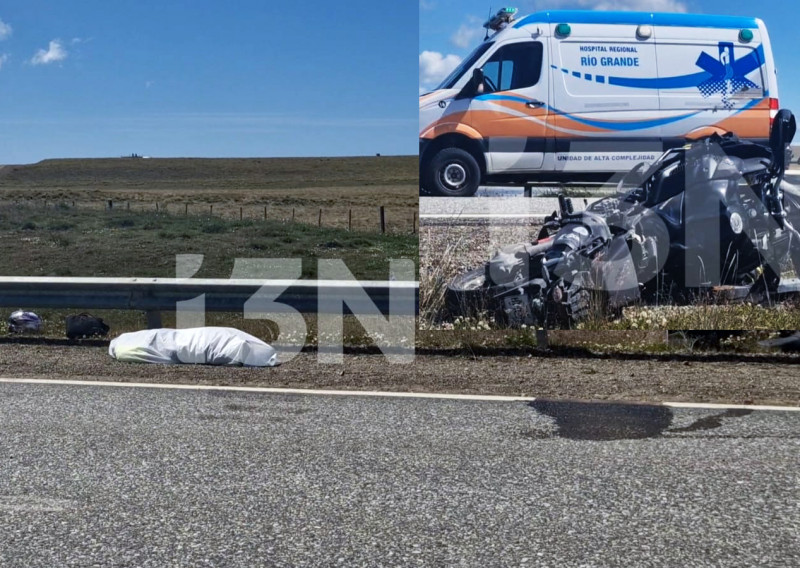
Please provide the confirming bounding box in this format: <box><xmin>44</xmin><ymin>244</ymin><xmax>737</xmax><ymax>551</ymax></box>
<box><xmin>0</xmin><ymin>277</ymin><xmax>419</xmax><ymax>320</ymax></box>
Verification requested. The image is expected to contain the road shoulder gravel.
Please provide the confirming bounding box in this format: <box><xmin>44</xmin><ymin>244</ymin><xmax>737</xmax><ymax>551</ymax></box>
<box><xmin>0</xmin><ymin>344</ymin><xmax>798</xmax><ymax>407</ymax></box>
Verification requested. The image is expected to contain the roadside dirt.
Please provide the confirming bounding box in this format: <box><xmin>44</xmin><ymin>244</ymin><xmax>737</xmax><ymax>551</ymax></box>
<box><xmin>1</xmin><ymin>344</ymin><xmax>798</xmax><ymax>406</ymax></box>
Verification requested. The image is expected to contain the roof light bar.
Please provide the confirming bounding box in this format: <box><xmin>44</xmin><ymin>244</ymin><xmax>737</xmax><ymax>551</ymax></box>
<box><xmin>483</xmin><ymin>7</ymin><xmax>518</xmax><ymax>31</ymax></box>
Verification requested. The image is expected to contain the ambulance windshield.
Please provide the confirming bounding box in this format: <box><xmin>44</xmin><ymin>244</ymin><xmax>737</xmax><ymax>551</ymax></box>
<box><xmin>436</xmin><ymin>42</ymin><xmax>493</xmax><ymax>90</ymax></box>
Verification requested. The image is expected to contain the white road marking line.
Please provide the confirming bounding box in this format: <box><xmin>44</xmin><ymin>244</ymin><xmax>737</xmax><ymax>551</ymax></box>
<box><xmin>0</xmin><ymin>377</ymin><xmax>535</xmax><ymax>402</ymax></box>
<box><xmin>0</xmin><ymin>376</ymin><xmax>799</xmax><ymax>411</ymax></box>
<box><xmin>662</xmin><ymin>401</ymin><xmax>800</xmax><ymax>412</ymax></box>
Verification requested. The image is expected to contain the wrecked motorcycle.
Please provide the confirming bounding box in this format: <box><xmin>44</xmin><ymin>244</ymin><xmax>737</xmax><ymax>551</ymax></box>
<box><xmin>446</xmin><ymin>109</ymin><xmax>800</xmax><ymax>328</ymax></box>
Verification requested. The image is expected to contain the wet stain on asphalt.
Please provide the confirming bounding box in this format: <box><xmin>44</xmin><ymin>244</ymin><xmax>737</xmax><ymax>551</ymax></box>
<box><xmin>668</xmin><ymin>409</ymin><xmax>753</xmax><ymax>433</ymax></box>
<box><xmin>529</xmin><ymin>400</ymin><xmax>673</xmax><ymax>441</ymax></box>
<box><xmin>527</xmin><ymin>401</ymin><xmax>758</xmax><ymax>441</ymax></box>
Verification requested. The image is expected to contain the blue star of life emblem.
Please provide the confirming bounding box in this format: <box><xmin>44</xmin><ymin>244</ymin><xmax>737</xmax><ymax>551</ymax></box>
<box><xmin>695</xmin><ymin>42</ymin><xmax>760</xmax><ymax>110</ymax></box>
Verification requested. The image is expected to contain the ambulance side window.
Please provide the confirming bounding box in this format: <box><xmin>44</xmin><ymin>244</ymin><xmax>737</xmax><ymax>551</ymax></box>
<box><xmin>482</xmin><ymin>42</ymin><xmax>543</xmax><ymax>93</ymax></box>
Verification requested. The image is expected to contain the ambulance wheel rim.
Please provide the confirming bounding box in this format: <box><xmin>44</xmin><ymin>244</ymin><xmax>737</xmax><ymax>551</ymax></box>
<box><xmin>442</xmin><ymin>163</ymin><xmax>467</xmax><ymax>189</ymax></box>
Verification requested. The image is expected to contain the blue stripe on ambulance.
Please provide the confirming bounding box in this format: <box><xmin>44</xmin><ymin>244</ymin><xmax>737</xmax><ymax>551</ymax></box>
<box><xmin>473</xmin><ymin>95</ymin><xmax>766</xmax><ymax>132</ymax></box>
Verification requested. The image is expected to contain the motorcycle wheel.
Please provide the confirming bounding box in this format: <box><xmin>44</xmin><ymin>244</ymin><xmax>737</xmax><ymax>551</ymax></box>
<box><xmin>554</xmin><ymin>274</ymin><xmax>601</xmax><ymax>328</ymax></box>
<box><xmin>445</xmin><ymin>268</ymin><xmax>489</xmax><ymax>317</ymax></box>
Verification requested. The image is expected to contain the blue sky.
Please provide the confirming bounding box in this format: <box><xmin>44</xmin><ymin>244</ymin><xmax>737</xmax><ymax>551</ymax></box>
<box><xmin>0</xmin><ymin>1</ymin><xmax>416</xmax><ymax>163</ymax></box>
<box><xmin>420</xmin><ymin>0</ymin><xmax>799</xmax><ymax>114</ymax></box>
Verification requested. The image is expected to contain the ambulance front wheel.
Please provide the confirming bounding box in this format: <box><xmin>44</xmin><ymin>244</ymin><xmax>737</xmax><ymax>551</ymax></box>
<box><xmin>425</xmin><ymin>148</ymin><xmax>481</xmax><ymax>197</ymax></box>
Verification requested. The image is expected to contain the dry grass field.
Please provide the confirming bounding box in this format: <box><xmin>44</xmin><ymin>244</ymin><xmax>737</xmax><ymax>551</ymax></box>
<box><xmin>0</xmin><ymin>156</ymin><xmax>416</xmax><ymax>190</ymax></box>
<box><xmin>0</xmin><ymin>204</ymin><xmax>416</xmax><ymax>280</ymax></box>
<box><xmin>0</xmin><ymin>156</ymin><xmax>418</xmax><ymax>280</ymax></box>
<box><xmin>0</xmin><ymin>156</ymin><xmax>418</xmax><ymax>233</ymax></box>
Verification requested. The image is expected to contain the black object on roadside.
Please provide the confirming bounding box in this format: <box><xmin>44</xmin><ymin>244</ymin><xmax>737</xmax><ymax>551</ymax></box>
<box><xmin>759</xmin><ymin>331</ymin><xmax>800</xmax><ymax>352</ymax></box>
<box><xmin>66</xmin><ymin>313</ymin><xmax>110</xmax><ymax>340</ymax></box>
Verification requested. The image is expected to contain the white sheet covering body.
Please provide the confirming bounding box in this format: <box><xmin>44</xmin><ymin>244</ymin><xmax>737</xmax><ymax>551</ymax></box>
<box><xmin>109</xmin><ymin>327</ymin><xmax>278</xmax><ymax>367</ymax></box>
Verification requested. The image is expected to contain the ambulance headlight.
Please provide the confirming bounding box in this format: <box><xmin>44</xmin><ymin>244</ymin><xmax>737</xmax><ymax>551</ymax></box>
<box><xmin>729</xmin><ymin>211</ymin><xmax>744</xmax><ymax>235</ymax></box>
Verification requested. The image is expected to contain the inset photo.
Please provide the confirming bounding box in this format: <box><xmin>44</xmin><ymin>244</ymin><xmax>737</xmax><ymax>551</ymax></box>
<box><xmin>420</xmin><ymin>5</ymin><xmax>800</xmax><ymax>333</ymax></box>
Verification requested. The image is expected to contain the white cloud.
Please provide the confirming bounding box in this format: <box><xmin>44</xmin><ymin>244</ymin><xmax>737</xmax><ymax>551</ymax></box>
<box><xmin>419</xmin><ymin>50</ymin><xmax>461</xmax><ymax>89</ymax></box>
<box><xmin>0</xmin><ymin>18</ymin><xmax>11</xmax><ymax>40</ymax></box>
<box><xmin>451</xmin><ymin>16</ymin><xmax>485</xmax><ymax>49</ymax></box>
<box><xmin>420</xmin><ymin>0</ymin><xmax>435</xmax><ymax>10</ymax></box>
<box><xmin>0</xmin><ymin>54</ymin><xmax>8</xmax><ymax>70</ymax></box>
<box><xmin>31</xmin><ymin>39</ymin><xmax>68</xmax><ymax>65</ymax></box>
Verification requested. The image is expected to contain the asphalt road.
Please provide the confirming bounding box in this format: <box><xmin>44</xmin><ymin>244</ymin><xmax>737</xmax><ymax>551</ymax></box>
<box><xmin>1</xmin><ymin>382</ymin><xmax>798</xmax><ymax>567</ymax></box>
<box><xmin>419</xmin><ymin>174</ymin><xmax>800</xmax><ymax>220</ymax></box>
<box><xmin>420</xmin><ymin>196</ymin><xmax>598</xmax><ymax>223</ymax></box>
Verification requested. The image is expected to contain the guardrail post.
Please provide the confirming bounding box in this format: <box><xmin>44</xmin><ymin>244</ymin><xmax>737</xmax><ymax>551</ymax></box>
<box><xmin>524</xmin><ymin>184</ymin><xmax>532</xmax><ymax>198</ymax></box>
<box><xmin>145</xmin><ymin>310</ymin><xmax>163</xmax><ymax>329</ymax></box>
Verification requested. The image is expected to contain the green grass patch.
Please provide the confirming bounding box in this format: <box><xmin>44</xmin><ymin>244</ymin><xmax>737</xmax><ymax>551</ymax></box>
<box><xmin>0</xmin><ymin>204</ymin><xmax>417</xmax><ymax>280</ymax></box>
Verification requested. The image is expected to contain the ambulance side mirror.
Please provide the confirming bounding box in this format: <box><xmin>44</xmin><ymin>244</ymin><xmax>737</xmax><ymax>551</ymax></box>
<box><xmin>457</xmin><ymin>68</ymin><xmax>485</xmax><ymax>99</ymax></box>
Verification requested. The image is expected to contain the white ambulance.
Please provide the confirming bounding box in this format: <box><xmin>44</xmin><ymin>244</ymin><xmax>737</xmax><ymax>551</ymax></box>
<box><xmin>419</xmin><ymin>9</ymin><xmax>780</xmax><ymax>196</ymax></box>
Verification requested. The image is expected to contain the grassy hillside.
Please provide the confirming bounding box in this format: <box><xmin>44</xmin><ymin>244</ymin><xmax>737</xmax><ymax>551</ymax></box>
<box><xmin>0</xmin><ymin>155</ymin><xmax>417</xmax><ymax>190</ymax></box>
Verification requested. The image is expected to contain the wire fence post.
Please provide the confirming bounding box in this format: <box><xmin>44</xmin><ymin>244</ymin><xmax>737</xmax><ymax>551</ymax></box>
<box><xmin>379</xmin><ymin>206</ymin><xmax>386</xmax><ymax>234</ymax></box>
<box><xmin>318</xmin><ymin>208</ymin><xmax>322</xmax><ymax>227</ymax></box>
<box><xmin>348</xmin><ymin>209</ymin><xmax>352</xmax><ymax>231</ymax></box>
